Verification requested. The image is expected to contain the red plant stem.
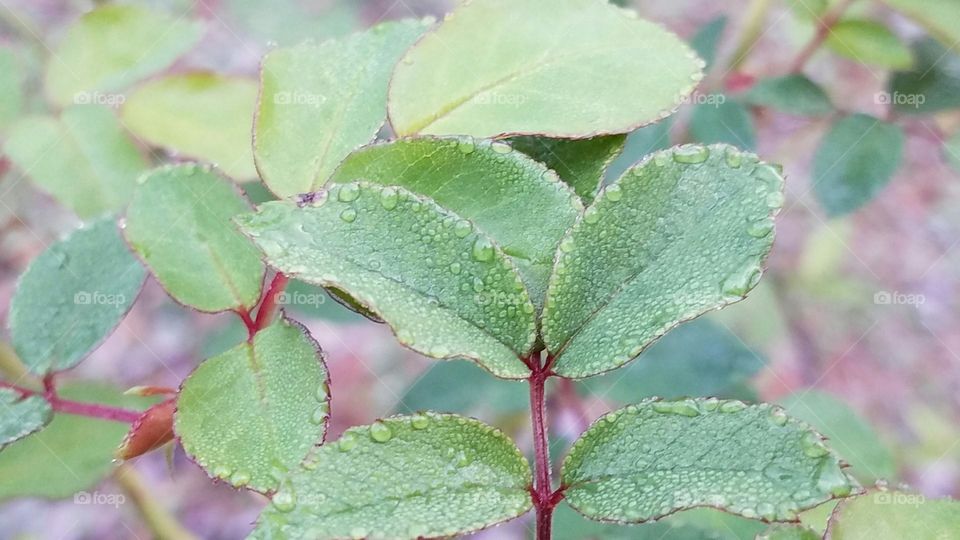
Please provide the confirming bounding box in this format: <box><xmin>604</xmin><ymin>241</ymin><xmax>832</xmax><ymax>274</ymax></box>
<box><xmin>529</xmin><ymin>360</ymin><xmax>554</xmax><ymax>540</ymax></box>
<box><xmin>254</xmin><ymin>272</ymin><xmax>290</xmax><ymax>331</ymax></box>
<box><xmin>1</xmin><ymin>379</ymin><xmax>140</xmax><ymax>423</ymax></box>
<box><xmin>789</xmin><ymin>0</ymin><xmax>854</xmax><ymax>73</ymax></box>
<box><xmin>235</xmin><ymin>308</ymin><xmax>257</xmax><ymax>339</ymax></box>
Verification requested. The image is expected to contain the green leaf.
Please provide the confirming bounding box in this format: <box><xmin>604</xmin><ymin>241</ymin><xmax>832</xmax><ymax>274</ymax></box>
<box><xmin>812</xmin><ymin>114</ymin><xmax>903</xmax><ymax>217</ymax></box>
<box><xmin>0</xmin><ymin>47</ymin><xmax>23</xmax><ymax>131</ymax></box>
<box><xmin>508</xmin><ymin>135</ymin><xmax>627</xmax><ymax>204</ymax></box>
<box><xmin>44</xmin><ymin>4</ymin><xmax>203</xmax><ymax>107</ymax></box>
<box><xmin>543</xmin><ymin>144</ymin><xmax>783</xmax><ymax>378</ymax></box>
<box><xmin>176</xmin><ymin>317</ymin><xmax>329</xmax><ymax>492</ymax></box>
<box><xmin>330</xmin><ymin>137</ymin><xmax>581</xmax><ymax>308</ymax></box>
<box><xmin>825</xmin><ymin>490</ymin><xmax>960</xmax><ymax>539</ymax></box>
<box><xmin>561</xmin><ymin>398</ymin><xmax>859</xmax><ymax>524</ymax></box>
<box><xmin>395</xmin><ymin>360</ymin><xmax>527</xmax><ymax>417</ymax></box>
<box><xmin>121</xmin><ymin>73</ymin><xmax>259</xmax><ymax>180</ymax></box>
<box><xmin>758</xmin><ymin>524</ymin><xmax>820</xmax><ymax>540</ymax></box>
<box><xmin>389</xmin><ymin>0</ymin><xmax>703</xmax><ymax>138</ymax></box>
<box><xmin>688</xmin><ymin>96</ymin><xmax>756</xmax><ymax>150</ymax></box>
<box><xmin>237</xmin><ymin>183</ymin><xmax>537</xmax><ymax>379</ymax></box>
<box><xmin>889</xmin><ymin>38</ymin><xmax>960</xmax><ymax>114</ymax></box>
<box><xmin>743</xmin><ymin>75</ymin><xmax>834</xmax><ymax>117</ymax></box>
<box><xmin>3</xmin><ymin>105</ymin><xmax>148</xmax><ymax>218</ymax></box>
<box><xmin>254</xmin><ymin>20</ymin><xmax>428</xmax><ymax>197</ymax></box>
<box><xmin>883</xmin><ymin>0</ymin><xmax>960</xmax><ymax>48</ymax></box>
<box><xmin>223</xmin><ymin>0</ymin><xmax>360</xmax><ymax>46</ymax></box>
<box><xmin>780</xmin><ymin>391</ymin><xmax>895</xmax><ymax>483</ymax></box>
<box><xmin>551</xmin><ymin>504</ymin><xmax>766</xmax><ymax>540</ymax></box>
<box><xmin>0</xmin><ymin>389</ymin><xmax>51</xmax><ymax>446</ymax></box>
<box><xmin>9</xmin><ymin>217</ymin><xmax>146</xmax><ymax>374</ymax></box>
<box><xmin>582</xmin><ymin>319</ymin><xmax>764</xmax><ymax>404</ymax></box>
<box><xmin>825</xmin><ymin>19</ymin><xmax>912</xmax><ymax>70</ymax></box>
<box><xmin>252</xmin><ymin>413</ymin><xmax>532</xmax><ymax>539</ymax></box>
<box><xmin>604</xmin><ymin>120</ymin><xmax>674</xmax><ymax>181</ymax></box>
<box><xmin>945</xmin><ymin>131</ymin><xmax>960</xmax><ymax>174</ymax></box>
<box><xmin>690</xmin><ymin>16</ymin><xmax>728</xmax><ymax>71</ymax></box>
<box><xmin>124</xmin><ymin>164</ymin><xmax>265</xmax><ymax>312</ymax></box>
<box><xmin>0</xmin><ymin>383</ymin><xmax>154</xmax><ymax>500</ymax></box>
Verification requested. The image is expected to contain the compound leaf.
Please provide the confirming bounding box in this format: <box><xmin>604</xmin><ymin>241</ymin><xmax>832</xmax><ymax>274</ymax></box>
<box><xmin>3</xmin><ymin>105</ymin><xmax>148</xmax><ymax>218</ymax></box>
<box><xmin>561</xmin><ymin>399</ymin><xmax>859</xmax><ymax>524</ymax></box>
<box><xmin>9</xmin><ymin>217</ymin><xmax>146</xmax><ymax>374</ymax></box>
<box><xmin>812</xmin><ymin>114</ymin><xmax>903</xmax><ymax>217</ymax></box>
<box><xmin>389</xmin><ymin>0</ymin><xmax>703</xmax><ymax>138</ymax></box>
<box><xmin>825</xmin><ymin>490</ymin><xmax>960</xmax><ymax>539</ymax></box>
<box><xmin>237</xmin><ymin>183</ymin><xmax>537</xmax><ymax>379</ymax></box>
<box><xmin>743</xmin><ymin>75</ymin><xmax>834</xmax><ymax>117</ymax></box>
<box><xmin>176</xmin><ymin>317</ymin><xmax>329</xmax><ymax>492</ymax></box>
<box><xmin>124</xmin><ymin>164</ymin><xmax>265</xmax><ymax>312</ymax></box>
<box><xmin>330</xmin><ymin>137</ymin><xmax>581</xmax><ymax>309</ymax></box>
<box><xmin>122</xmin><ymin>73</ymin><xmax>259</xmax><ymax>180</ymax></box>
<box><xmin>543</xmin><ymin>144</ymin><xmax>783</xmax><ymax>378</ymax></box>
<box><xmin>252</xmin><ymin>413</ymin><xmax>532</xmax><ymax>539</ymax></box>
<box><xmin>254</xmin><ymin>19</ymin><xmax>428</xmax><ymax>197</ymax></box>
<box><xmin>508</xmin><ymin>135</ymin><xmax>627</xmax><ymax>204</ymax></box>
<box><xmin>0</xmin><ymin>389</ymin><xmax>51</xmax><ymax>447</ymax></box>
<box><xmin>44</xmin><ymin>4</ymin><xmax>202</xmax><ymax>107</ymax></box>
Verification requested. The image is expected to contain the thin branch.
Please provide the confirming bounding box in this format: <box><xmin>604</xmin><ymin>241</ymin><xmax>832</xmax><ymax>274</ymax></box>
<box><xmin>114</xmin><ymin>464</ymin><xmax>199</xmax><ymax>540</ymax></box>
<box><xmin>788</xmin><ymin>0</ymin><xmax>856</xmax><ymax>73</ymax></box>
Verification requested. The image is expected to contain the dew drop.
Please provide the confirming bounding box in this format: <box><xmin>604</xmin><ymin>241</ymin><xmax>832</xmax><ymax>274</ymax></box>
<box><xmin>449</xmin><ymin>262</ymin><xmax>462</xmax><ymax>275</ymax></box>
<box><xmin>559</xmin><ymin>237</ymin><xmax>575</xmax><ymax>253</ymax></box>
<box><xmin>605</xmin><ymin>184</ymin><xmax>623</xmax><ymax>202</ymax></box>
<box><xmin>379</xmin><ymin>187</ymin><xmax>398</xmax><ymax>210</ymax></box>
<box><xmin>673</xmin><ymin>146</ymin><xmax>710</xmax><ymax>164</ymax></box>
<box><xmin>411</xmin><ymin>413</ymin><xmax>429</xmax><ymax>430</ymax></box>
<box><xmin>471</xmin><ymin>237</ymin><xmax>495</xmax><ymax>262</ymax></box>
<box><xmin>230</xmin><ymin>470</ymin><xmax>251</xmax><ymax>487</ymax></box>
<box><xmin>271</xmin><ymin>489</ymin><xmax>297</xmax><ymax>513</ymax></box>
<box><xmin>370</xmin><ymin>420</ymin><xmax>393</xmax><ymax>443</ymax></box>
<box><xmin>747</xmin><ymin>219</ymin><xmax>774</xmax><ymax>238</ymax></box>
<box><xmin>802</xmin><ymin>432</ymin><xmax>829</xmax><ymax>458</ymax></box>
<box><xmin>769</xmin><ymin>408</ymin><xmax>788</xmax><ymax>427</ymax></box>
<box><xmin>453</xmin><ymin>219</ymin><xmax>472</xmax><ymax>238</ymax></box>
<box><xmin>766</xmin><ymin>190</ymin><xmax>785</xmax><ymax>209</ymax></box>
<box><xmin>310</xmin><ymin>404</ymin><xmax>329</xmax><ymax>425</ymax></box>
<box><xmin>457</xmin><ymin>137</ymin><xmax>476</xmax><ymax>154</ymax></box>
<box><xmin>337</xmin><ymin>183</ymin><xmax>360</xmax><ymax>202</ymax></box>
<box><xmin>725</xmin><ymin>148</ymin><xmax>743</xmax><ymax>168</ymax></box>
<box><xmin>339</xmin><ymin>208</ymin><xmax>357</xmax><ymax>223</ymax></box>
<box><xmin>213</xmin><ymin>465</ymin><xmax>232</xmax><ymax>479</ymax></box>
<box><xmin>583</xmin><ymin>206</ymin><xmax>600</xmax><ymax>224</ymax></box>
<box><xmin>338</xmin><ymin>432</ymin><xmax>358</xmax><ymax>452</ymax></box>
<box><xmin>719</xmin><ymin>400</ymin><xmax>747</xmax><ymax>413</ymax></box>
<box><xmin>815</xmin><ymin>458</ymin><xmax>852</xmax><ymax>496</ymax></box>
<box><xmin>491</xmin><ymin>141</ymin><xmax>512</xmax><ymax>154</ymax></box>
<box><xmin>316</xmin><ymin>381</ymin><xmax>330</xmax><ymax>401</ymax></box>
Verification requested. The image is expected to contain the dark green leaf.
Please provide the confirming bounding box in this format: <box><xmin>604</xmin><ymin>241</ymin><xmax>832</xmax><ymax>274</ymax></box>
<box><xmin>124</xmin><ymin>164</ymin><xmax>265</xmax><ymax>312</ymax></box>
<box><xmin>889</xmin><ymin>38</ymin><xmax>960</xmax><ymax>114</ymax></box>
<box><xmin>237</xmin><ymin>183</ymin><xmax>537</xmax><ymax>379</ymax></box>
<box><xmin>689</xmin><ymin>96</ymin><xmax>756</xmax><ymax>150</ymax></box>
<box><xmin>9</xmin><ymin>217</ymin><xmax>146</xmax><ymax>374</ymax></box>
<box><xmin>812</xmin><ymin>114</ymin><xmax>903</xmax><ymax>216</ymax></box>
<box><xmin>508</xmin><ymin>135</ymin><xmax>627</xmax><ymax>204</ymax></box>
<box><xmin>690</xmin><ymin>16</ymin><xmax>728</xmax><ymax>70</ymax></box>
<box><xmin>252</xmin><ymin>413</ymin><xmax>533</xmax><ymax>539</ymax></box>
<box><xmin>176</xmin><ymin>317</ymin><xmax>329</xmax><ymax>492</ymax></box>
<box><xmin>330</xmin><ymin>137</ymin><xmax>581</xmax><ymax>308</ymax></box>
<box><xmin>543</xmin><ymin>144</ymin><xmax>783</xmax><ymax>378</ymax></box>
<box><xmin>743</xmin><ymin>75</ymin><xmax>833</xmax><ymax>116</ymax></box>
<box><xmin>561</xmin><ymin>399</ymin><xmax>859</xmax><ymax>523</ymax></box>
<box><xmin>395</xmin><ymin>360</ymin><xmax>527</xmax><ymax>416</ymax></box>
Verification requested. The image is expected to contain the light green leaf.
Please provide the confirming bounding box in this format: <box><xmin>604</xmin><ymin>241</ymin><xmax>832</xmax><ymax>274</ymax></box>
<box><xmin>254</xmin><ymin>20</ymin><xmax>428</xmax><ymax>197</ymax></box>
<box><xmin>0</xmin><ymin>383</ymin><xmax>154</xmax><ymax>500</ymax></box>
<box><xmin>43</xmin><ymin>4</ymin><xmax>202</xmax><ymax>107</ymax></box>
<box><xmin>176</xmin><ymin>317</ymin><xmax>328</xmax><ymax>492</ymax></box>
<box><xmin>122</xmin><ymin>73</ymin><xmax>259</xmax><ymax>180</ymax></box>
<box><xmin>889</xmin><ymin>38</ymin><xmax>960</xmax><ymax>114</ymax></box>
<box><xmin>690</xmin><ymin>16</ymin><xmax>728</xmax><ymax>71</ymax></box>
<box><xmin>0</xmin><ymin>389</ymin><xmax>51</xmax><ymax>446</ymax></box>
<box><xmin>582</xmin><ymin>319</ymin><xmax>764</xmax><ymax>404</ymax></box>
<box><xmin>551</xmin><ymin>504</ymin><xmax>766</xmax><ymax>540</ymax></box>
<box><xmin>124</xmin><ymin>164</ymin><xmax>265</xmax><ymax>312</ymax></box>
<box><xmin>758</xmin><ymin>524</ymin><xmax>820</xmax><ymax>540</ymax></box>
<box><xmin>743</xmin><ymin>75</ymin><xmax>834</xmax><ymax>117</ymax></box>
<box><xmin>543</xmin><ymin>144</ymin><xmax>783</xmax><ymax>378</ymax></box>
<box><xmin>780</xmin><ymin>391</ymin><xmax>895</xmax><ymax>483</ymax></box>
<box><xmin>825</xmin><ymin>490</ymin><xmax>960</xmax><ymax>539</ymax></box>
<box><xmin>812</xmin><ymin>114</ymin><xmax>903</xmax><ymax>217</ymax></box>
<box><xmin>9</xmin><ymin>217</ymin><xmax>146</xmax><ymax>374</ymax></box>
<box><xmin>561</xmin><ymin>398</ymin><xmax>859</xmax><ymax>524</ymax></box>
<box><xmin>945</xmin><ymin>131</ymin><xmax>960</xmax><ymax>174</ymax></box>
<box><xmin>330</xmin><ymin>137</ymin><xmax>581</xmax><ymax>308</ymax></box>
<box><xmin>395</xmin><ymin>360</ymin><xmax>528</xmax><ymax>417</ymax></box>
<box><xmin>689</xmin><ymin>96</ymin><xmax>756</xmax><ymax>150</ymax></box>
<box><xmin>0</xmin><ymin>47</ymin><xmax>23</xmax><ymax>131</ymax></box>
<box><xmin>252</xmin><ymin>413</ymin><xmax>532</xmax><ymax>539</ymax></box>
<box><xmin>3</xmin><ymin>105</ymin><xmax>148</xmax><ymax>218</ymax></box>
<box><xmin>508</xmin><ymin>135</ymin><xmax>627</xmax><ymax>204</ymax></box>
<box><xmin>389</xmin><ymin>0</ymin><xmax>703</xmax><ymax>138</ymax></box>
<box><xmin>223</xmin><ymin>0</ymin><xmax>360</xmax><ymax>46</ymax></box>
<box><xmin>825</xmin><ymin>20</ymin><xmax>912</xmax><ymax>70</ymax></box>
<box><xmin>883</xmin><ymin>0</ymin><xmax>960</xmax><ymax>48</ymax></box>
<box><xmin>237</xmin><ymin>183</ymin><xmax>537</xmax><ymax>379</ymax></box>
